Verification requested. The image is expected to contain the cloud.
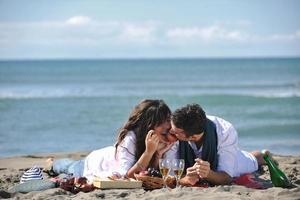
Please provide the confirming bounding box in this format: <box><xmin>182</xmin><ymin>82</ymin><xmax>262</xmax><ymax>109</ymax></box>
<box><xmin>0</xmin><ymin>16</ymin><xmax>299</xmax><ymax>58</ymax></box>
<box><xmin>165</xmin><ymin>25</ymin><xmax>300</xmax><ymax>46</ymax></box>
<box><xmin>165</xmin><ymin>25</ymin><xmax>248</xmax><ymax>43</ymax></box>
<box><xmin>118</xmin><ymin>22</ymin><xmax>158</xmax><ymax>44</ymax></box>
<box><xmin>0</xmin><ymin>17</ymin><xmax>162</xmax><ymax>48</ymax></box>
<box><xmin>65</xmin><ymin>16</ymin><xmax>92</xmax><ymax>26</ymax></box>
<box><xmin>268</xmin><ymin>30</ymin><xmax>300</xmax><ymax>41</ymax></box>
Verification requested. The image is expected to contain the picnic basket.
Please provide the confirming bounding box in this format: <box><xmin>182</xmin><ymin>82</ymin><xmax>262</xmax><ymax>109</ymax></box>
<box><xmin>134</xmin><ymin>174</ymin><xmax>176</xmax><ymax>190</ymax></box>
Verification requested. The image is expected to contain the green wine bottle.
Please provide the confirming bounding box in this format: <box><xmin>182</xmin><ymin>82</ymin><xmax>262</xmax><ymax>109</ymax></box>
<box><xmin>263</xmin><ymin>154</ymin><xmax>290</xmax><ymax>188</ymax></box>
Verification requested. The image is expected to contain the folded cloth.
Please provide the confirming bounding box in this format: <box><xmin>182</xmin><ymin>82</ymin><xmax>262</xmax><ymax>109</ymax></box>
<box><xmin>233</xmin><ymin>173</ymin><xmax>264</xmax><ymax>189</ymax></box>
<box><xmin>8</xmin><ymin>180</ymin><xmax>57</xmax><ymax>193</ymax></box>
<box><xmin>20</xmin><ymin>166</ymin><xmax>43</xmax><ymax>183</ymax></box>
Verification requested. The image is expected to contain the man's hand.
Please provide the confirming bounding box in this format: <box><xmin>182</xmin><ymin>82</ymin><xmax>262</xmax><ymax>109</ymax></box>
<box><xmin>191</xmin><ymin>158</ymin><xmax>232</xmax><ymax>185</ymax></box>
<box><xmin>179</xmin><ymin>173</ymin><xmax>199</xmax><ymax>186</ymax></box>
<box><xmin>185</xmin><ymin>159</ymin><xmax>211</xmax><ymax>179</ymax></box>
<box><xmin>179</xmin><ymin>165</ymin><xmax>202</xmax><ymax>186</ymax></box>
<box><xmin>194</xmin><ymin>158</ymin><xmax>211</xmax><ymax>178</ymax></box>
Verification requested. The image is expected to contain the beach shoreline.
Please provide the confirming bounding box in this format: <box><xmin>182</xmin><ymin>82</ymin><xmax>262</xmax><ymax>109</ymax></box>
<box><xmin>0</xmin><ymin>152</ymin><xmax>299</xmax><ymax>199</ymax></box>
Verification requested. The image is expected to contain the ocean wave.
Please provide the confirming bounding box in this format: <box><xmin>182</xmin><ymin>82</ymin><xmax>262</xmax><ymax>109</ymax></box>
<box><xmin>0</xmin><ymin>87</ymin><xmax>299</xmax><ymax>99</ymax></box>
<box><xmin>249</xmin><ymin>92</ymin><xmax>300</xmax><ymax>98</ymax></box>
<box><xmin>185</xmin><ymin>82</ymin><xmax>297</xmax><ymax>89</ymax></box>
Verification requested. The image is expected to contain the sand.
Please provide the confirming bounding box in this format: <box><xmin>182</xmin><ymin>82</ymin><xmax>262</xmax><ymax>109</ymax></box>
<box><xmin>0</xmin><ymin>152</ymin><xmax>299</xmax><ymax>199</ymax></box>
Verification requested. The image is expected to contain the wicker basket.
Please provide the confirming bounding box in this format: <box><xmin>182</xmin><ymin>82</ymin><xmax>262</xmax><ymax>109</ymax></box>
<box><xmin>134</xmin><ymin>174</ymin><xmax>176</xmax><ymax>190</ymax></box>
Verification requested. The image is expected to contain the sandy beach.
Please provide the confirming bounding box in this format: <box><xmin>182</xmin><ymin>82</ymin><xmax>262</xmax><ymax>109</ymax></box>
<box><xmin>0</xmin><ymin>152</ymin><xmax>299</xmax><ymax>199</ymax></box>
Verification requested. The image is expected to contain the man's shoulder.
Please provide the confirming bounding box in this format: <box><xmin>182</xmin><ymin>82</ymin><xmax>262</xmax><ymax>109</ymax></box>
<box><xmin>207</xmin><ymin>115</ymin><xmax>234</xmax><ymax>132</ymax></box>
<box><xmin>207</xmin><ymin>115</ymin><xmax>229</xmax><ymax>124</ymax></box>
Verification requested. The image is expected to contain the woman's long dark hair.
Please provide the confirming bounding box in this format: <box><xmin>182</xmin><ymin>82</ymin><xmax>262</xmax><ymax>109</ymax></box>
<box><xmin>115</xmin><ymin>99</ymin><xmax>171</xmax><ymax>163</ymax></box>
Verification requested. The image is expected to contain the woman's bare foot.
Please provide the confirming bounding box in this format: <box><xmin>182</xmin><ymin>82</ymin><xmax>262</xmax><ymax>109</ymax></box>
<box><xmin>45</xmin><ymin>157</ymin><xmax>54</xmax><ymax>170</ymax></box>
<box><xmin>44</xmin><ymin>157</ymin><xmax>57</xmax><ymax>176</ymax></box>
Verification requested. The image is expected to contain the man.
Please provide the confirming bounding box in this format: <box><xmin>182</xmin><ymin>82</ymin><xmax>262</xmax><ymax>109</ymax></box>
<box><xmin>165</xmin><ymin>103</ymin><xmax>269</xmax><ymax>185</ymax></box>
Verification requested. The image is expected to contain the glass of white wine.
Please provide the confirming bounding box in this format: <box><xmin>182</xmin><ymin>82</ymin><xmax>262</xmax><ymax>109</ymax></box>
<box><xmin>172</xmin><ymin>159</ymin><xmax>185</xmax><ymax>188</ymax></box>
<box><xmin>159</xmin><ymin>158</ymin><xmax>171</xmax><ymax>189</ymax></box>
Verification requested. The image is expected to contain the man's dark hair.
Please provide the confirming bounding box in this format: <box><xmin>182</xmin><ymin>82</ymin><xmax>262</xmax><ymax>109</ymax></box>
<box><xmin>171</xmin><ymin>103</ymin><xmax>206</xmax><ymax>136</ymax></box>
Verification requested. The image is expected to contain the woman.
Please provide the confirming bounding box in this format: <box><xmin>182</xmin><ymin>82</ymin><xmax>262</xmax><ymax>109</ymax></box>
<box><xmin>48</xmin><ymin>99</ymin><xmax>174</xmax><ymax>182</ymax></box>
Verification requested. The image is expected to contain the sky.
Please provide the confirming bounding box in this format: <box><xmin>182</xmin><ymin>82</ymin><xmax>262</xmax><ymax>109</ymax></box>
<box><xmin>0</xmin><ymin>0</ymin><xmax>299</xmax><ymax>59</ymax></box>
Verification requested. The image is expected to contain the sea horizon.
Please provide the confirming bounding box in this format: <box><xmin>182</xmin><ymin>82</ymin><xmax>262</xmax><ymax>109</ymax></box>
<box><xmin>1</xmin><ymin>56</ymin><xmax>300</xmax><ymax>62</ymax></box>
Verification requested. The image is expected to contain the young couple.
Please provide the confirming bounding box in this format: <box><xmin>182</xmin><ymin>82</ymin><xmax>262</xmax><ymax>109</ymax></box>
<box><xmin>49</xmin><ymin>99</ymin><xmax>271</xmax><ymax>186</ymax></box>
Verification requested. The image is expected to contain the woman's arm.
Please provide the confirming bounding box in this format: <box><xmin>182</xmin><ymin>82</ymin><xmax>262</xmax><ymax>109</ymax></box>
<box><xmin>151</xmin><ymin>142</ymin><xmax>174</xmax><ymax>169</ymax></box>
<box><xmin>126</xmin><ymin>130</ymin><xmax>160</xmax><ymax>178</ymax></box>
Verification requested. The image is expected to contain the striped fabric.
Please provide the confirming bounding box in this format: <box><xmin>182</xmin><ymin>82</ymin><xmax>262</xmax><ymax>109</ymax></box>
<box><xmin>20</xmin><ymin>166</ymin><xmax>44</xmax><ymax>183</ymax></box>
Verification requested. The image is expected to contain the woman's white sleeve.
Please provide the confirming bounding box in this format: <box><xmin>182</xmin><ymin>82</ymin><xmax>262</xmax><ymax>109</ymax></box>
<box><xmin>116</xmin><ymin>133</ymin><xmax>136</xmax><ymax>176</ymax></box>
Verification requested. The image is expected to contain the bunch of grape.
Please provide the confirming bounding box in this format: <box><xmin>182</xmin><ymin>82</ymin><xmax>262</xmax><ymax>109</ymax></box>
<box><xmin>147</xmin><ymin>168</ymin><xmax>162</xmax><ymax>178</ymax></box>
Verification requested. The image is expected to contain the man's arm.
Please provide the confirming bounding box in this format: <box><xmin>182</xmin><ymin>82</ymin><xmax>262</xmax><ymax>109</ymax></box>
<box><xmin>127</xmin><ymin>130</ymin><xmax>159</xmax><ymax>178</ymax></box>
<box><xmin>205</xmin><ymin>170</ymin><xmax>232</xmax><ymax>185</ymax></box>
<box><xmin>184</xmin><ymin>159</ymin><xmax>232</xmax><ymax>185</ymax></box>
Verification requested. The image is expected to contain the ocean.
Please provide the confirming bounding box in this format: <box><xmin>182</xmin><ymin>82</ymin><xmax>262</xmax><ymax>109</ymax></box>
<box><xmin>0</xmin><ymin>58</ymin><xmax>299</xmax><ymax>157</ymax></box>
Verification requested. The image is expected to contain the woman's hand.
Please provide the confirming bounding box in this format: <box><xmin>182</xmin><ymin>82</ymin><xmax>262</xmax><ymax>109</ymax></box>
<box><xmin>145</xmin><ymin>130</ymin><xmax>160</xmax><ymax>155</ymax></box>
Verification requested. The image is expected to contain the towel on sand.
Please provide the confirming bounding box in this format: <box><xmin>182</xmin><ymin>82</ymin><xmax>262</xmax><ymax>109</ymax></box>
<box><xmin>233</xmin><ymin>173</ymin><xmax>265</xmax><ymax>189</ymax></box>
<box><xmin>8</xmin><ymin>179</ymin><xmax>57</xmax><ymax>193</ymax></box>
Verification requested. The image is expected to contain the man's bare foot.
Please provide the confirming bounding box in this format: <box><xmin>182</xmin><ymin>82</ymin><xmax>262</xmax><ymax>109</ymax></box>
<box><xmin>262</xmin><ymin>149</ymin><xmax>279</xmax><ymax>166</ymax></box>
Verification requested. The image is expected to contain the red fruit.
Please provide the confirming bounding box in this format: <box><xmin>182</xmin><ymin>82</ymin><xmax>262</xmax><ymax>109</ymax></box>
<box><xmin>166</xmin><ymin>134</ymin><xmax>177</xmax><ymax>143</ymax></box>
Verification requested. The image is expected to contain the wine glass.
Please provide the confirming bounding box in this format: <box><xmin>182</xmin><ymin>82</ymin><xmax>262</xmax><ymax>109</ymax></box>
<box><xmin>171</xmin><ymin>159</ymin><xmax>185</xmax><ymax>188</ymax></box>
<box><xmin>159</xmin><ymin>158</ymin><xmax>171</xmax><ymax>189</ymax></box>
